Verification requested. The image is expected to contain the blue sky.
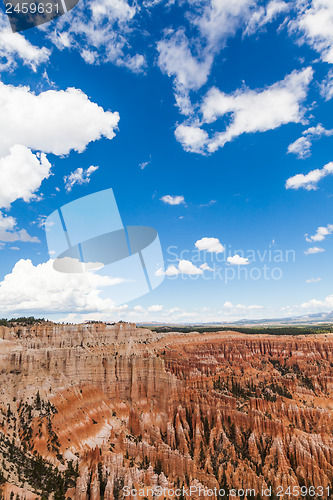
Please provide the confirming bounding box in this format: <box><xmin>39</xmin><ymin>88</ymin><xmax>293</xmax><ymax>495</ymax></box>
<box><xmin>0</xmin><ymin>0</ymin><xmax>333</xmax><ymax>323</ymax></box>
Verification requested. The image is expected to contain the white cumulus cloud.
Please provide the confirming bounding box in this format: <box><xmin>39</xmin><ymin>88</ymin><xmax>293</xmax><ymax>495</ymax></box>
<box><xmin>160</xmin><ymin>195</ymin><xmax>185</xmax><ymax>205</ymax></box>
<box><xmin>0</xmin><ymin>82</ymin><xmax>119</xmax><ymax>208</ymax></box>
<box><xmin>304</xmin><ymin>246</ymin><xmax>325</xmax><ymax>255</ymax></box>
<box><xmin>227</xmin><ymin>255</ymin><xmax>250</xmax><ymax>265</ymax></box>
<box><xmin>174</xmin><ymin>125</ymin><xmax>209</xmax><ymax>154</ymax></box>
<box><xmin>0</xmin><ymin>145</ymin><xmax>51</xmax><ymax>209</ymax></box>
<box><xmin>0</xmin><ymin>82</ymin><xmax>119</xmax><ymax>157</ymax></box>
<box><xmin>147</xmin><ymin>304</ymin><xmax>163</xmax><ymax>312</ymax></box>
<box><xmin>305</xmin><ymin>223</ymin><xmax>333</xmax><ymax>242</ymax></box>
<box><xmin>300</xmin><ymin>293</ymin><xmax>333</xmax><ymax>311</ymax></box>
<box><xmin>223</xmin><ymin>301</ymin><xmax>263</xmax><ymax>310</ymax></box>
<box><xmin>195</xmin><ymin>237</ymin><xmax>225</xmax><ymax>253</ymax></box>
<box><xmin>285</xmin><ymin>161</ymin><xmax>333</xmax><ymax>190</ymax></box>
<box><xmin>0</xmin><ymin>259</ymin><xmax>124</xmax><ymax>314</ymax></box>
<box><xmin>155</xmin><ymin>259</ymin><xmax>212</xmax><ymax>277</ymax></box>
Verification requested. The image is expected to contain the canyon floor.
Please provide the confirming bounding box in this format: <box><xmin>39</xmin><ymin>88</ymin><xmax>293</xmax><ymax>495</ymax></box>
<box><xmin>0</xmin><ymin>321</ymin><xmax>332</xmax><ymax>499</ymax></box>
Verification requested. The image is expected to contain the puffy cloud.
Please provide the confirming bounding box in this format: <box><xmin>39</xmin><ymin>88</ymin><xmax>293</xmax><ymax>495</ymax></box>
<box><xmin>175</xmin><ymin>67</ymin><xmax>313</xmax><ymax>154</ymax></box>
<box><xmin>0</xmin><ymin>212</ymin><xmax>16</xmax><ymax>232</ymax></box>
<box><xmin>174</xmin><ymin>125</ymin><xmax>209</xmax><ymax>154</ymax></box>
<box><xmin>287</xmin><ymin>136</ymin><xmax>312</xmax><ymax>159</ymax></box>
<box><xmin>287</xmin><ymin>124</ymin><xmax>333</xmax><ymax>159</ymax></box>
<box><xmin>305</xmin><ymin>224</ymin><xmax>333</xmax><ymax>242</ymax></box>
<box><xmin>155</xmin><ymin>259</ymin><xmax>212</xmax><ymax>276</ymax></box>
<box><xmin>155</xmin><ymin>264</ymin><xmax>179</xmax><ymax>277</ymax></box>
<box><xmin>223</xmin><ymin>301</ymin><xmax>263</xmax><ymax>310</ymax></box>
<box><xmin>178</xmin><ymin>260</ymin><xmax>204</xmax><ymax>274</ymax></box>
<box><xmin>195</xmin><ymin>237</ymin><xmax>225</xmax><ymax>253</ymax></box>
<box><xmin>156</xmin><ymin>264</ymin><xmax>173</xmax><ymax>275</ymax></box>
<box><xmin>0</xmin><ymin>259</ymin><xmax>125</xmax><ymax>314</ymax></box>
<box><xmin>0</xmin><ymin>12</ymin><xmax>50</xmax><ymax>72</ymax></box>
<box><xmin>0</xmin><ymin>145</ymin><xmax>51</xmax><ymax>209</ymax></box>
<box><xmin>304</xmin><ymin>246</ymin><xmax>325</xmax><ymax>255</ymax></box>
<box><xmin>147</xmin><ymin>304</ymin><xmax>163</xmax><ymax>312</ymax></box>
<box><xmin>285</xmin><ymin>161</ymin><xmax>333</xmax><ymax>190</ymax></box>
<box><xmin>160</xmin><ymin>195</ymin><xmax>185</xmax><ymax>205</ymax></box>
<box><xmin>64</xmin><ymin>165</ymin><xmax>99</xmax><ymax>192</ymax></box>
<box><xmin>201</xmin><ymin>67</ymin><xmax>313</xmax><ymax>152</ymax></box>
<box><xmin>227</xmin><ymin>255</ymin><xmax>250</xmax><ymax>265</ymax></box>
<box><xmin>133</xmin><ymin>305</ymin><xmax>144</xmax><ymax>312</ymax></box>
<box><xmin>0</xmin><ymin>82</ymin><xmax>118</xmax><ymax>208</ymax></box>
<box><xmin>300</xmin><ymin>293</ymin><xmax>333</xmax><ymax>311</ymax></box>
<box><xmin>306</xmin><ymin>277</ymin><xmax>322</xmax><ymax>283</ymax></box>
<box><xmin>200</xmin><ymin>263</ymin><xmax>213</xmax><ymax>271</ymax></box>
<box><xmin>292</xmin><ymin>0</ymin><xmax>333</xmax><ymax>64</ymax></box>
<box><xmin>0</xmin><ymin>82</ymin><xmax>119</xmax><ymax>157</ymax></box>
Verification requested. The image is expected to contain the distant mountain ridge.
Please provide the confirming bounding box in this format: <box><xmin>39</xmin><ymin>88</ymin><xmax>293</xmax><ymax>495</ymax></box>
<box><xmin>139</xmin><ymin>310</ymin><xmax>333</xmax><ymax>327</ymax></box>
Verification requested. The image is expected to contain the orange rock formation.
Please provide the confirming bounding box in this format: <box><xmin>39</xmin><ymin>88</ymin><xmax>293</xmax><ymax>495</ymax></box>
<box><xmin>0</xmin><ymin>323</ymin><xmax>332</xmax><ymax>499</ymax></box>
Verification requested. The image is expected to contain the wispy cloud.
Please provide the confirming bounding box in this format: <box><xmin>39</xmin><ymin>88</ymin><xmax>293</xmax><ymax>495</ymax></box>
<box><xmin>139</xmin><ymin>161</ymin><xmax>149</xmax><ymax>170</ymax></box>
<box><xmin>320</xmin><ymin>70</ymin><xmax>333</xmax><ymax>101</ymax></box>
<box><xmin>0</xmin><ymin>212</ymin><xmax>40</xmax><ymax>244</ymax></box>
<box><xmin>199</xmin><ymin>200</ymin><xmax>216</xmax><ymax>207</ymax></box>
<box><xmin>64</xmin><ymin>165</ymin><xmax>99</xmax><ymax>192</ymax></box>
<box><xmin>291</xmin><ymin>0</ymin><xmax>333</xmax><ymax>65</ymax></box>
<box><xmin>0</xmin><ymin>12</ymin><xmax>50</xmax><ymax>72</ymax></box>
